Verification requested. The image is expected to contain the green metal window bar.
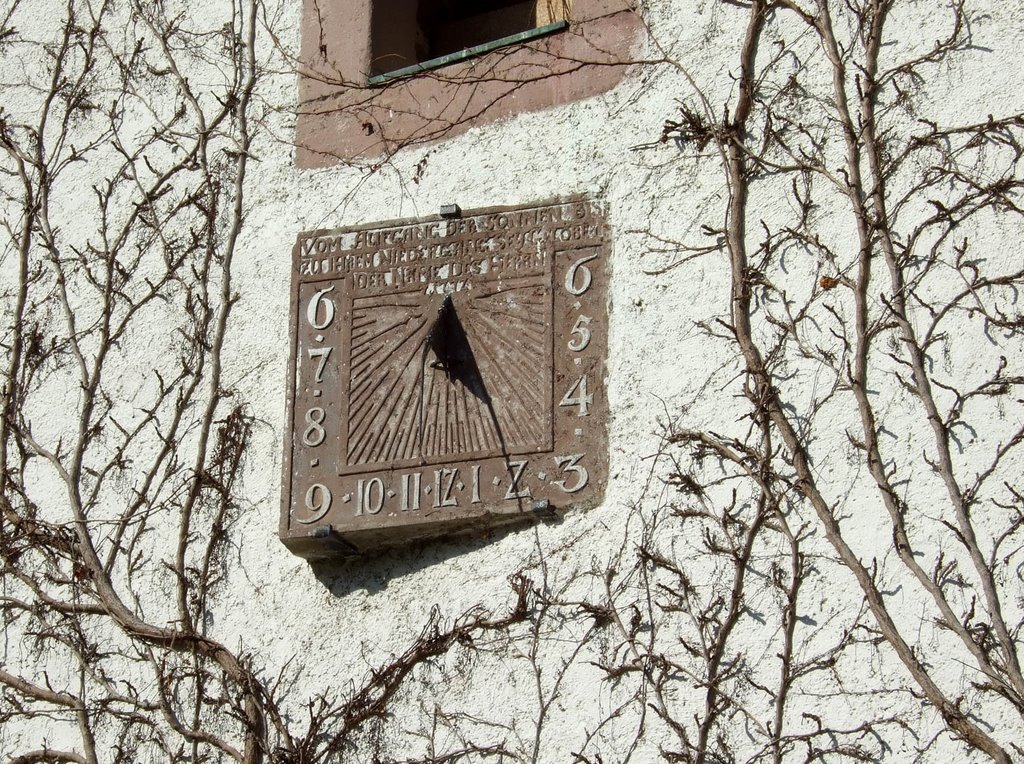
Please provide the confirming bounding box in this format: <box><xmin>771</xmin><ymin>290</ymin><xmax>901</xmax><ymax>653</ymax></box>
<box><xmin>367</xmin><ymin>20</ymin><xmax>569</xmax><ymax>86</ymax></box>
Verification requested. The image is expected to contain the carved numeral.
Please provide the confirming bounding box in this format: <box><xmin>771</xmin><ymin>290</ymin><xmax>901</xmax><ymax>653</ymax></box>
<box><xmin>355</xmin><ymin>477</ymin><xmax>384</xmax><ymax>516</ymax></box>
<box><xmin>564</xmin><ymin>254</ymin><xmax>598</xmax><ymax>295</ymax></box>
<box><xmin>302</xmin><ymin>407</ymin><xmax>326</xmax><ymax>447</ymax></box>
<box><xmin>567</xmin><ymin>315</ymin><xmax>592</xmax><ymax>351</ymax></box>
<box><xmin>433</xmin><ymin>468</ymin><xmax>459</xmax><ymax>508</ymax></box>
<box><xmin>470</xmin><ymin>464</ymin><xmax>481</xmax><ymax>504</ymax></box>
<box><xmin>401</xmin><ymin>472</ymin><xmax>422</xmax><ymax>512</ymax></box>
<box><xmin>306</xmin><ymin>285</ymin><xmax>336</xmax><ymax>330</ymax></box>
<box><xmin>559</xmin><ymin>375</ymin><xmax>593</xmax><ymax>417</ymax></box>
<box><xmin>552</xmin><ymin>454</ymin><xmax>589</xmax><ymax>493</ymax></box>
<box><xmin>297</xmin><ymin>483</ymin><xmax>332</xmax><ymax>524</ymax></box>
<box><xmin>504</xmin><ymin>459</ymin><xmax>531</xmax><ymax>500</ymax></box>
<box><xmin>308</xmin><ymin>346</ymin><xmax>332</xmax><ymax>383</ymax></box>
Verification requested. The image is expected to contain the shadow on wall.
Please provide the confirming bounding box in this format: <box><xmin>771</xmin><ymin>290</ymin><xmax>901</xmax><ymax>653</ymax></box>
<box><xmin>307</xmin><ymin>517</ymin><xmax>556</xmax><ymax>597</ymax></box>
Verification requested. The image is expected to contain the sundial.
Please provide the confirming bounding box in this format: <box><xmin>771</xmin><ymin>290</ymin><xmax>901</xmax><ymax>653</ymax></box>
<box><xmin>280</xmin><ymin>198</ymin><xmax>609</xmax><ymax>557</ymax></box>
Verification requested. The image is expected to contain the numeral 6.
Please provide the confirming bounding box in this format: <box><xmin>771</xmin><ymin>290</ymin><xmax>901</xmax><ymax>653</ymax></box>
<box><xmin>306</xmin><ymin>285</ymin><xmax>336</xmax><ymax>330</ymax></box>
<box><xmin>564</xmin><ymin>255</ymin><xmax>598</xmax><ymax>296</ymax></box>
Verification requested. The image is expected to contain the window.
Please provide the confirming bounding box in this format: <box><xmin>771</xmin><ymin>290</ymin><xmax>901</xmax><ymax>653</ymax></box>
<box><xmin>369</xmin><ymin>0</ymin><xmax>570</xmax><ymax>83</ymax></box>
<box><xmin>295</xmin><ymin>0</ymin><xmax>641</xmax><ymax>166</ymax></box>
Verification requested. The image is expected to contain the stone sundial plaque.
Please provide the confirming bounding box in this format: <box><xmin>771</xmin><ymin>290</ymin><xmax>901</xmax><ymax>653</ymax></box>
<box><xmin>280</xmin><ymin>198</ymin><xmax>609</xmax><ymax>557</ymax></box>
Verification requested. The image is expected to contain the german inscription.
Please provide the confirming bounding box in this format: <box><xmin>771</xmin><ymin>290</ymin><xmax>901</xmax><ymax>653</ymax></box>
<box><xmin>280</xmin><ymin>198</ymin><xmax>609</xmax><ymax>557</ymax></box>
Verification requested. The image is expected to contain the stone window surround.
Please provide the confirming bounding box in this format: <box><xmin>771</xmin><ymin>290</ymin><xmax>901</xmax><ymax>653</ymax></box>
<box><xmin>296</xmin><ymin>0</ymin><xmax>642</xmax><ymax>168</ymax></box>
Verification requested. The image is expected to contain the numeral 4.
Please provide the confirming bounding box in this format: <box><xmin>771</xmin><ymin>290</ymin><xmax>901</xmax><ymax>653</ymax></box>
<box><xmin>559</xmin><ymin>374</ymin><xmax>593</xmax><ymax>417</ymax></box>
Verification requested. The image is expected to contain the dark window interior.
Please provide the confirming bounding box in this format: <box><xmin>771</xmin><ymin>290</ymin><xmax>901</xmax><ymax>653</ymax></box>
<box><xmin>370</xmin><ymin>0</ymin><xmax>566</xmax><ymax>77</ymax></box>
<box><xmin>420</xmin><ymin>0</ymin><xmax>536</xmax><ymax>60</ymax></box>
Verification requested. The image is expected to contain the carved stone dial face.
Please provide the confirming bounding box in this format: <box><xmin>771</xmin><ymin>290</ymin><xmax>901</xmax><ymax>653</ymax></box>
<box><xmin>341</xmin><ymin>275</ymin><xmax>553</xmax><ymax>472</ymax></box>
<box><xmin>280</xmin><ymin>199</ymin><xmax>609</xmax><ymax>558</ymax></box>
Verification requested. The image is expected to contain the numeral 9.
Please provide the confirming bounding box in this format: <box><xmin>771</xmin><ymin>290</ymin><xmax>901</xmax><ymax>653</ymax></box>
<box><xmin>297</xmin><ymin>483</ymin><xmax>332</xmax><ymax>524</ymax></box>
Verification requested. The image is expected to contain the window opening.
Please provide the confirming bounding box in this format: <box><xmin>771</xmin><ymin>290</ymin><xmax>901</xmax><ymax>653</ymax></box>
<box><xmin>369</xmin><ymin>0</ymin><xmax>570</xmax><ymax>84</ymax></box>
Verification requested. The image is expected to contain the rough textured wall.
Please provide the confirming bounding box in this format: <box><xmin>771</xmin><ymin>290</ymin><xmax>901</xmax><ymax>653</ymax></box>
<box><xmin>2</xmin><ymin>0</ymin><xmax>1023</xmax><ymax>762</ymax></box>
